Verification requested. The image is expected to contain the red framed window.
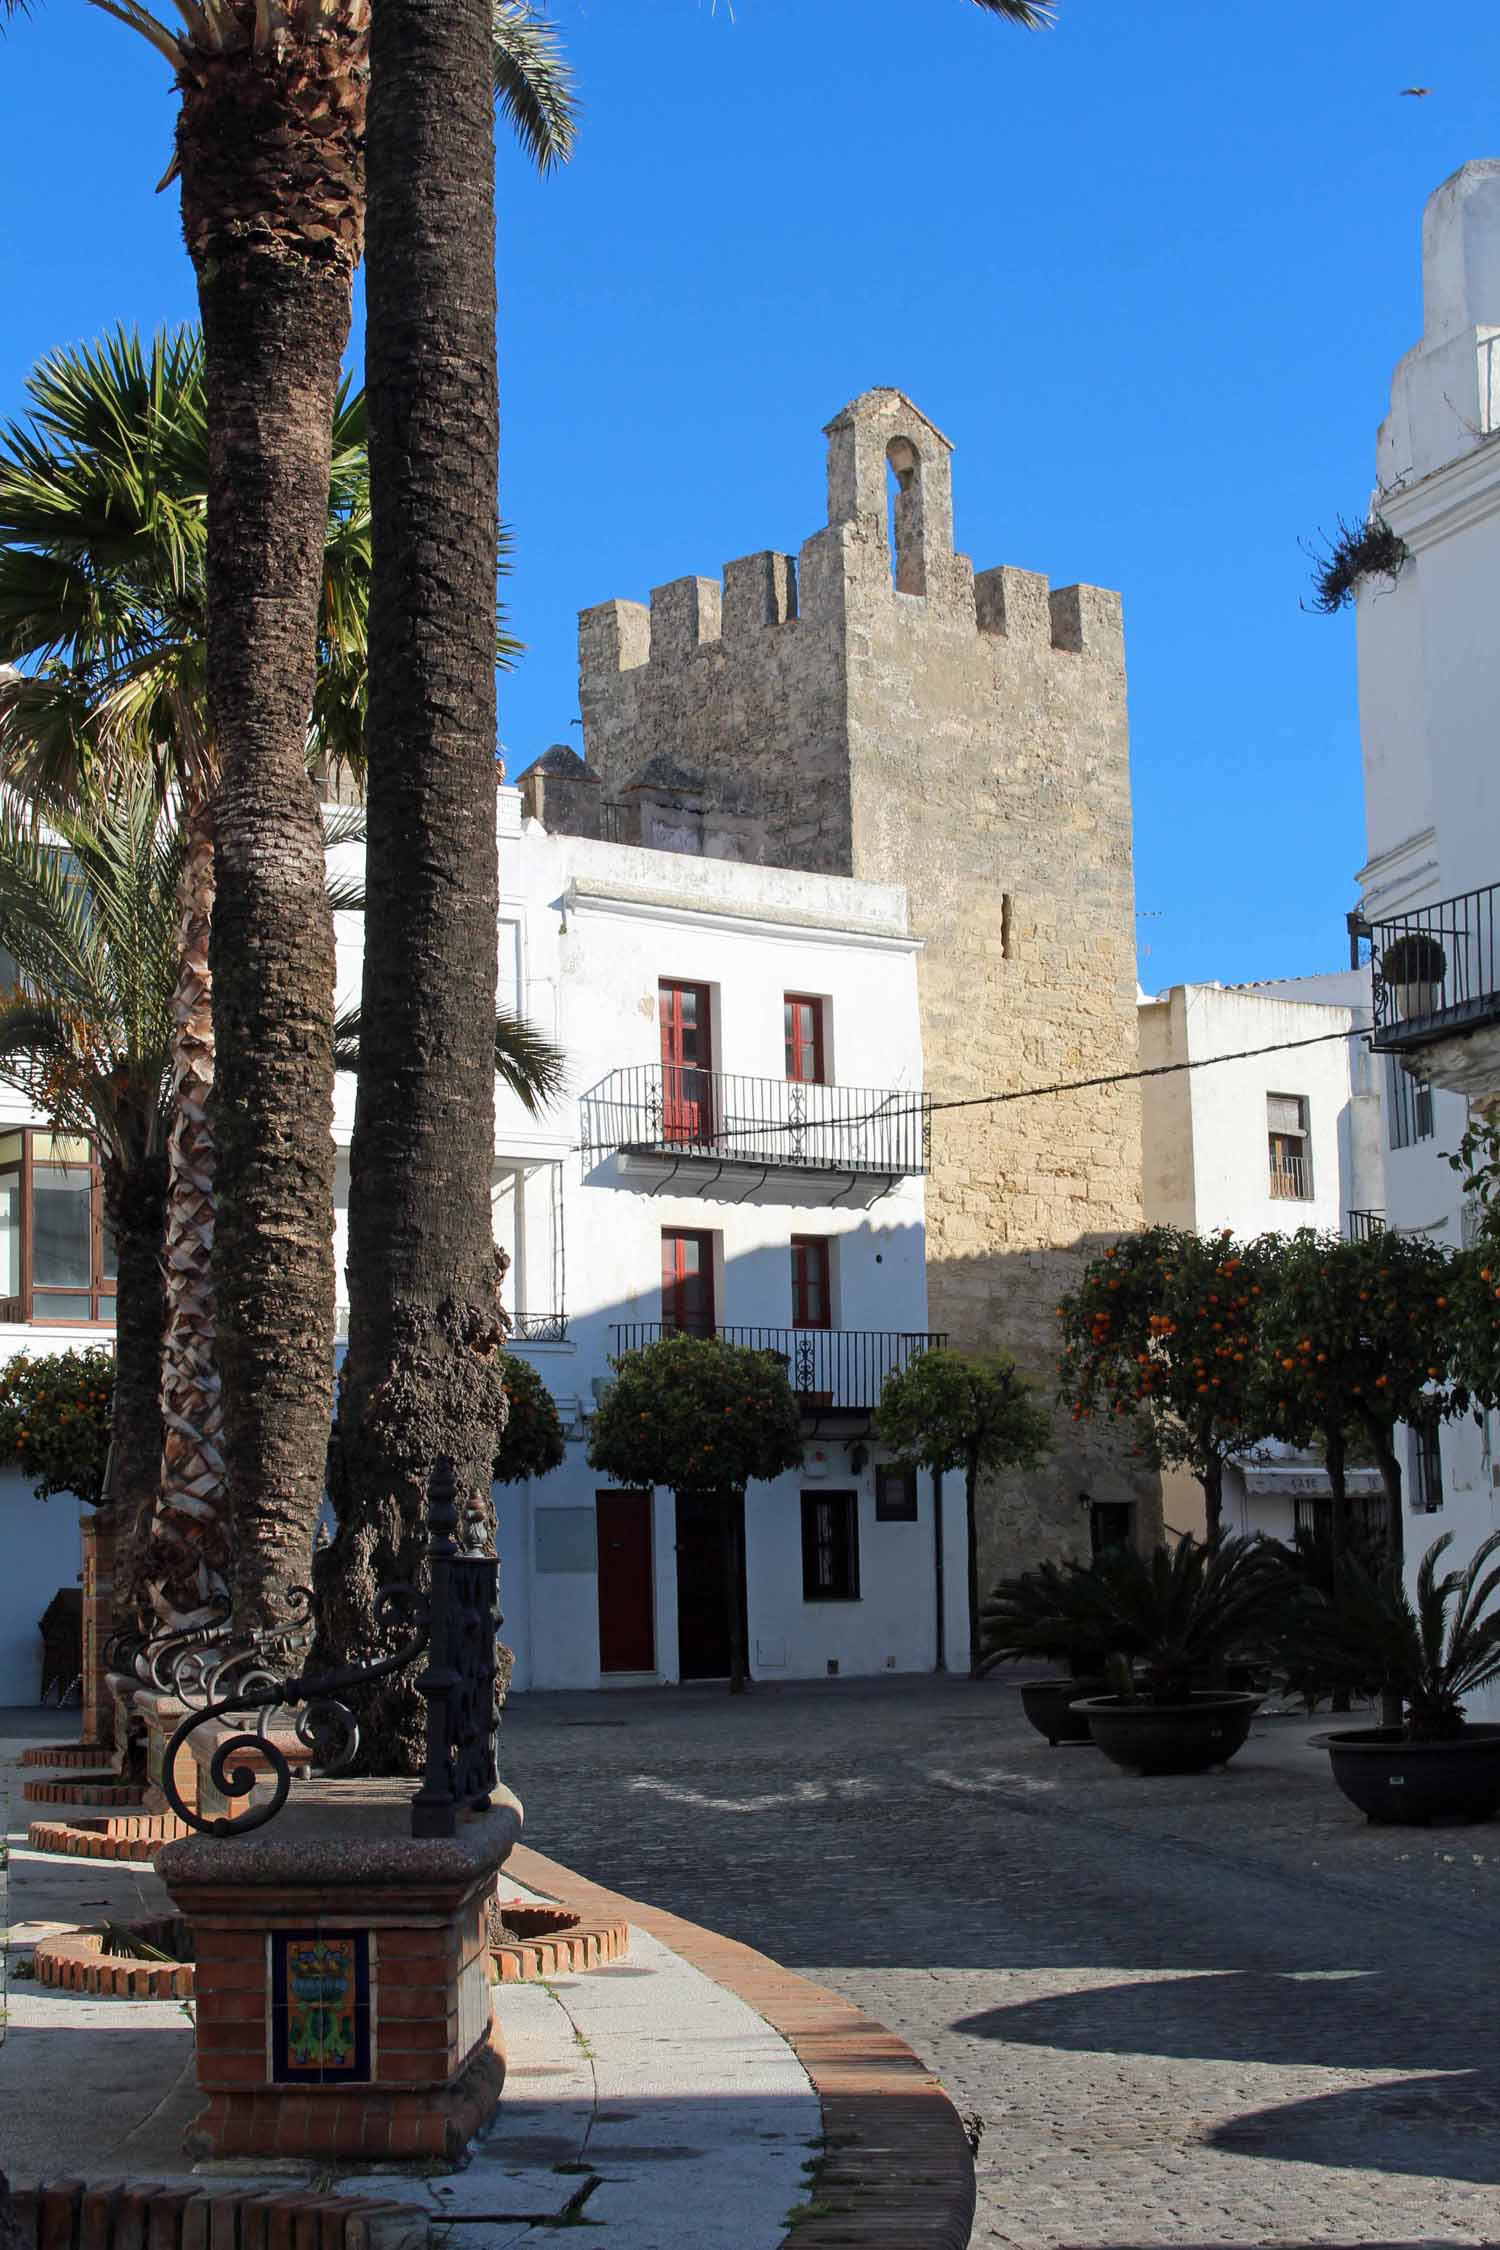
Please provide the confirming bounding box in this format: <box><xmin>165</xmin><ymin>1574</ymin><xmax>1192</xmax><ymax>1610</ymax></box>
<box><xmin>660</xmin><ymin>981</ymin><xmax>714</xmax><ymax>1144</ymax></box>
<box><xmin>790</xmin><ymin>1236</ymin><xmax>832</xmax><ymax>1331</ymax></box>
<box><xmin>661</xmin><ymin>1229</ymin><xmax>716</xmax><ymax>1337</ymax></box>
<box><xmin>784</xmin><ymin>995</ymin><xmax>826</xmax><ymax>1084</ymax></box>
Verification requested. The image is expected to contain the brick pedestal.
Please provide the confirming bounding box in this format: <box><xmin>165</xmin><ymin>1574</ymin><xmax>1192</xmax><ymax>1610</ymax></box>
<box><xmin>157</xmin><ymin>1777</ymin><xmax>522</xmax><ymax>2163</ymax></box>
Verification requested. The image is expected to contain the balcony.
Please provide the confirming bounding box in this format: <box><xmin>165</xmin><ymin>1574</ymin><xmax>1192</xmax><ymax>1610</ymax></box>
<box><xmin>1365</xmin><ymin>889</ymin><xmax>1500</xmax><ymax>1087</ymax></box>
<box><xmin>1269</xmin><ymin>1154</ymin><xmax>1313</xmax><ymax>1202</ymax></box>
<box><xmin>581</xmin><ymin>1066</ymin><xmax>931</xmax><ymax>1188</ymax></box>
<box><xmin>609</xmin><ymin>1323</ymin><xmax>946</xmax><ymax>1419</ymax></box>
<box><xmin>1345</xmin><ymin>1208</ymin><xmax>1387</xmax><ymax>1242</ymax></box>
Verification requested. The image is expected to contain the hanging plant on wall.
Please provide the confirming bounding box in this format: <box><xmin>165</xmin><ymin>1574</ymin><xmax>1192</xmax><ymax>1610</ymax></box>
<box><xmin>1303</xmin><ymin>513</ymin><xmax>1410</xmax><ymax>614</ymax></box>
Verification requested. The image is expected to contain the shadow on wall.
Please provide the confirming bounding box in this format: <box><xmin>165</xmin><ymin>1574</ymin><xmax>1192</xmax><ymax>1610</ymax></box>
<box><xmin>925</xmin><ymin>1233</ymin><xmax>1164</xmax><ymax>1589</ymax></box>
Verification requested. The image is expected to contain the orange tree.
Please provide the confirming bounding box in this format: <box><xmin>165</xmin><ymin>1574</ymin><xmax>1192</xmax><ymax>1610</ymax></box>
<box><xmin>492</xmin><ymin>1352</ymin><xmax>565</xmax><ymax>1488</ymax></box>
<box><xmin>587</xmin><ymin>1333</ymin><xmax>803</xmax><ymax>1694</ymax></box>
<box><xmin>0</xmin><ymin>1347</ymin><xmax>115</xmax><ymax>1510</ymax></box>
<box><xmin>1260</xmin><ymin>1228</ymin><xmax>1456</xmax><ymax>1571</ymax></box>
<box><xmin>1056</xmin><ymin>1227</ymin><xmax>1279</xmax><ymax>1541</ymax></box>
<box><xmin>1444</xmin><ymin>1116</ymin><xmax>1500</xmax><ymax>1418</ymax></box>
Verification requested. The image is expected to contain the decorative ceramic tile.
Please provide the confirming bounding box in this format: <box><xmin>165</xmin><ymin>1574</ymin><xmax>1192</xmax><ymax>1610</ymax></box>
<box><xmin>270</xmin><ymin>1929</ymin><xmax>372</xmax><ymax>2083</ymax></box>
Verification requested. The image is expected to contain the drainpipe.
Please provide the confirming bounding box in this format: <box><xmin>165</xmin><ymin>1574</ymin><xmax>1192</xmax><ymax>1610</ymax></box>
<box><xmin>932</xmin><ymin>1466</ymin><xmax>946</xmax><ymax>1673</ymax></box>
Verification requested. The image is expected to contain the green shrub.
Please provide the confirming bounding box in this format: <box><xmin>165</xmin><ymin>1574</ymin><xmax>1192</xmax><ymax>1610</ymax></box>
<box><xmin>0</xmin><ymin>1346</ymin><xmax>114</xmax><ymax>1508</ymax></box>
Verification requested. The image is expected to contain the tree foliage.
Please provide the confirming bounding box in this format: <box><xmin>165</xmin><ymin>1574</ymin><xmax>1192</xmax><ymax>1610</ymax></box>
<box><xmin>587</xmin><ymin>1332</ymin><xmax>803</xmax><ymax>1495</ymax></box>
<box><xmin>1259</xmin><ymin>1229</ymin><xmax>1454</xmax><ymax>1555</ymax></box>
<box><xmin>492</xmin><ymin>1351</ymin><xmax>565</xmax><ymax>1486</ymax></box>
<box><xmin>877</xmin><ymin>1347</ymin><xmax>1051</xmax><ymax>1482</ymax></box>
<box><xmin>0</xmin><ymin>1346</ymin><xmax>115</xmax><ymax>1508</ymax></box>
<box><xmin>1056</xmin><ymin>1228</ymin><xmax>1277</xmax><ymax>1534</ymax></box>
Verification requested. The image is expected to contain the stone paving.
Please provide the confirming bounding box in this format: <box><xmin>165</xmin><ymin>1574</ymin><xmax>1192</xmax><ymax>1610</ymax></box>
<box><xmin>501</xmin><ymin>1675</ymin><xmax>1500</xmax><ymax>2250</ymax></box>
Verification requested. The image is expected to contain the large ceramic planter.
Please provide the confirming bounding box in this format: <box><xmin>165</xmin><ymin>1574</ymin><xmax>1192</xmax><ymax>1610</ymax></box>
<box><xmin>1317</xmin><ymin>1723</ymin><xmax>1500</xmax><ymax>1825</ymax></box>
<box><xmin>1018</xmin><ymin>1675</ymin><xmax>1109</xmax><ymax>1747</ymax></box>
<box><xmin>1077</xmin><ymin>1691</ymin><xmax>1259</xmax><ymax>1776</ymax></box>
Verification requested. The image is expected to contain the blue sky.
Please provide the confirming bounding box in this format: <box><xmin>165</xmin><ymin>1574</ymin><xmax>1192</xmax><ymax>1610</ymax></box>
<box><xmin>1</xmin><ymin>0</ymin><xmax>1496</xmax><ymax>993</ymax></box>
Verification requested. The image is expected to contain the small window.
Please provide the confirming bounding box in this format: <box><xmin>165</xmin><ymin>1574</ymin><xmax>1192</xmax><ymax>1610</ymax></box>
<box><xmin>1387</xmin><ymin>1055</ymin><xmax>1434</xmax><ymax>1149</ymax></box>
<box><xmin>1088</xmin><ymin>1500</ymin><xmax>1133</xmax><ymax>1557</ymax></box>
<box><xmin>1267</xmin><ymin>1093</ymin><xmax>1313</xmax><ymax>1200</ymax></box>
<box><xmin>1409</xmin><ymin>1417</ymin><xmax>1443</xmax><ymax>1514</ymax></box>
<box><xmin>784</xmin><ymin>995</ymin><xmax>826</xmax><ymax>1085</ymax></box>
<box><xmin>875</xmin><ymin>1464</ymin><xmax>919</xmax><ymax>1522</ymax></box>
<box><xmin>0</xmin><ymin>1129</ymin><xmax>115</xmax><ymax>1325</ymax></box>
<box><xmin>661</xmin><ymin>1229</ymin><xmax>716</xmax><ymax>1338</ymax></box>
<box><xmin>790</xmin><ymin>1236</ymin><xmax>833</xmax><ymax>1331</ymax></box>
<box><xmin>801</xmin><ymin>1490</ymin><xmax>860</xmax><ymax>1601</ymax></box>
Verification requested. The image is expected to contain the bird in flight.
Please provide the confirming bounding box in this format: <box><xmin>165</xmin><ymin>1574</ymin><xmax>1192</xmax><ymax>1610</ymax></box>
<box><xmin>1400</xmin><ymin>86</ymin><xmax>1431</xmax><ymax>97</ymax></box>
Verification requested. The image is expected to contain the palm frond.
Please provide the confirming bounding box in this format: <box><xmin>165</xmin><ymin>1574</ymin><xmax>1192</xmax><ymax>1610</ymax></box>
<box><xmin>492</xmin><ymin>0</ymin><xmax>578</xmax><ymax>173</ymax></box>
<box><xmin>966</xmin><ymin>0</ymin><xmax>1056</xmax><ymax>23</ymax></box>
<box><xmin>332</xmin><ymin>1001</ymin><xmax>565</xmax><ymax>1114</ymax></box>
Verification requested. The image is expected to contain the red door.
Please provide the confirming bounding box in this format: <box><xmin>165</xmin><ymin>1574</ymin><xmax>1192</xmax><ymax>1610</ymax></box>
<box><xmin>659</xmin><ymin>980</ymin><xmax>713</xmax><ymax>1145</ymax></box>
<box><xmin>597</xmin><ymin>1491</ymin><xmax>655</xmax><ymax>1673</ymax></box>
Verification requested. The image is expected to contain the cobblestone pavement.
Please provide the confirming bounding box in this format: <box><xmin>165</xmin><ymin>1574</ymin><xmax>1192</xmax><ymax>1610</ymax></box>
<box><xmin>501</xmin><ymin>1677</ymin><xmax>1500</xmax><ymax>2250</ymax></box>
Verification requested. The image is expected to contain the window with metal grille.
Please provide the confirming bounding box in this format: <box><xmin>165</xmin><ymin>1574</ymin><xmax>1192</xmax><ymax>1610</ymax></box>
<box><xmin>1409</xmin><ymin>1417</ymin><xmax>1444</xmax><ymax>1514</ymax></box>
<box><xmin>1267</xmin><ymin>1093</ymin><xmax>1313</xmax><ymax>1199</ymax></box>
<box><xmin>1386</xmin><ymin>1055</ymin><xmax>1434</xmax><ymax>1149</ymax></box>
<box><xmin>801</xmin><ymin>1490</ymin><xmax>860</xmax><ymax>1601</ymax></box>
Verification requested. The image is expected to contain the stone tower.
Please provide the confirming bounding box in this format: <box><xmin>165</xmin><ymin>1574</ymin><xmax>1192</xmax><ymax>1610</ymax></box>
<box><xmin>576</xmin><ymin>389</ymin><xmax>1158</xmax><ymax>1575</ymax></box>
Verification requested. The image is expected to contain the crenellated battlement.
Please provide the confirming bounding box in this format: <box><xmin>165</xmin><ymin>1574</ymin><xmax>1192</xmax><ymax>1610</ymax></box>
<box><xmin>579</xmin><ymin>389</ymin><xmax>1119</xmax><ymax>695</ymax></box>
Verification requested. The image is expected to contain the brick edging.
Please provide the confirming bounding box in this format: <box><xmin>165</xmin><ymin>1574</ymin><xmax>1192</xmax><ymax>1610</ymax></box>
<box><xmin>27</xmin><ymin>1813</ymin><xmax>190</xmax><ymax>1861</ymax></box>
<box><xmin>5</xmin><ymin>2184</ymin><xmax>426</xmax><ymax>2250</ymax></box>
<box><xmin>489</xmin><ymin>1900</ymin><xmax>630</xmax><ymax>1983</ymax></box>
<box><xmin>22</xmin><ymin>1775</ymin><xmax>145</xmax><ymax>1807</ymax></box>
<box><xmin>507</xmin><ymin>1843</ymin><xmax>976</xmax><ymax>2250</ymax></box>
<box><xmin>19</xmin><ymin>1742</ymin><xmax>111</xmax><ymax>1769</ymax></box>
<box><xmin>32</xmin><ymin>1916</ymin><xmax>194</xmax><ymax>2001</ymax></box>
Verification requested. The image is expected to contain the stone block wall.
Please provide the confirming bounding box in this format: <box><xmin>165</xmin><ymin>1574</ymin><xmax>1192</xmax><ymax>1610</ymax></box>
<box><xmin>574</xmin><ymin>389</ymin><xmax>1159</xmax><ymax>1581</ymax></box>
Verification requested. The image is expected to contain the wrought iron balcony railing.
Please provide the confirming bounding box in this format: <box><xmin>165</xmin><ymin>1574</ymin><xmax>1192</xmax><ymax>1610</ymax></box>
<box><xmin>609</xmin><ymin>1323</ymin><xmax>946</xmax><ymax>1413</ymax></box>
<box><xmin>581</xmin><ymin>1066</ymin><xmax>931</xmax><ymax>1180</ymax></box>
<box><xmin>1366</xmin><ymin>886</ymin><xmax>1500</xmax><ymax>1050</ymax></box>
<box><xmin>1269</xmin><ymin>1154</ymin><xmax>1313</xmax><ymax>1201</ymax></box>
<box><xmin>510</xmin><ymin>1312</ymin><xmax>570</xmax><ymax>1344</ymax></box>
<box><xmin>1345</xmin><ymin>1208</ymin><xmax>1386</xmax><ymax>1242</ymax></box>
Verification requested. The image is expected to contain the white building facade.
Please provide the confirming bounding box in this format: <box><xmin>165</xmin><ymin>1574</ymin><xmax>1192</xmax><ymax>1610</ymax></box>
<box><xmin>1349</xmin><ymin>160</ymin><xmax>1500</xmax><ymax>1671</ymax></box>
<box><xmin>1139</xmin><ymin>973</ymin><xmax>1386</xmax><ymax>1544</ymax></box>
<box><xmin>0</xmin><ymin>787</ymin><xmax>957</xmax><ymax>1702</ymax></box>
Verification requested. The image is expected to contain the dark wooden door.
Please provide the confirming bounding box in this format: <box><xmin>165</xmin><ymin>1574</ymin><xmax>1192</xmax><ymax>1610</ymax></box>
<box><xmin>659</xmin><ymin>980</ymin><xmax>713</xmax><ymax>1145</ymax></box>
<box><xmin>596</xmin><ymin>1491</ymin><xmax>655</xmax><ymax>1673</ymax></box>
<box><xmin>675</xmin><ymin>1488</ymin><xmax>748</xmax><ymax>1681</ymax></box>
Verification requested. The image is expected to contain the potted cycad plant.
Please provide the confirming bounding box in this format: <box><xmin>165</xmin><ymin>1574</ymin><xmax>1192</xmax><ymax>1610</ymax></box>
<box><xmin>1306</xmin><ymin>1530</ymin><xmax>1500</xmax><ymax>1823</ymax></box>
<box><xmin>977</xmin><ymin>1557</ymin><xmax>1126</xmax><ymax>1744</ymax></box>
<box><xmin>1380</xmin><ymin>931</ymin><xmax>1447</xmax><ymax>1021</ymax></box>
<box><xmin>1072</xmin><ymin>1537</ymin><xmax>1279</xmax><ymax>1775</ymax></box>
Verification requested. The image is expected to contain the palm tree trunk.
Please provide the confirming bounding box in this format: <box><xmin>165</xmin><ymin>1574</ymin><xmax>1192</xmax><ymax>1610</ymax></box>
<box><xmin>106</xmin><ymin>1156</ymin><xmax>168</xmax><ymax>1630</ymax></box>
<box><xmin>141</xmin><ymin>798</ymin><xmax>230</xmax><ymax>1625</ymax></box>
<box><xmin>319</xmin><ymin>0</ymin><xmax>507</xmax><ymax>1769</ymax></box>
<box><xmin>175</xmin><ymin>50</ymin><xmax>364</xmax><ymax>1633</ymax></box>
<box><xmin>1198</xmin><ymin>1454</ymin><xmax>1224</xmax><ymax>1542</ymax></box>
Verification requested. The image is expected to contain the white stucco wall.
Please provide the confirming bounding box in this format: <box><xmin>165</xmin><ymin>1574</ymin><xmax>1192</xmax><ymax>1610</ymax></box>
<box><xmin>0</xmin><ymin>799</ymin><xmax>940</xmax><ymax>1700</ymax></box>
<box><xmin>0</xmin><ymin>1473</ymin><xmax>84</xmax><ymax>1705</ymax></box>
<box><xmin>1353</xmin><ymin>160</ymin><xmax>1500</xmax><ymax>1706</ymax></box>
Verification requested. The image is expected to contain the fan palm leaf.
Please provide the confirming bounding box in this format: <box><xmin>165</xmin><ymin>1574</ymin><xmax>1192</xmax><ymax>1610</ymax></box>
<box><xmin>332</xmin><ymin>1002</ymin><xmax>565</xmax><ymax>1115</ymax></box>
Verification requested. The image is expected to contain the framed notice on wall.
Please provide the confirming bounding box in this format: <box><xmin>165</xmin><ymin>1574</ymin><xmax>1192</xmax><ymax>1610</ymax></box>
<box><xmin>875</xmin><ymin>1465</ymin><xmax>919</xmax><ymax>1522</ymax></box>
